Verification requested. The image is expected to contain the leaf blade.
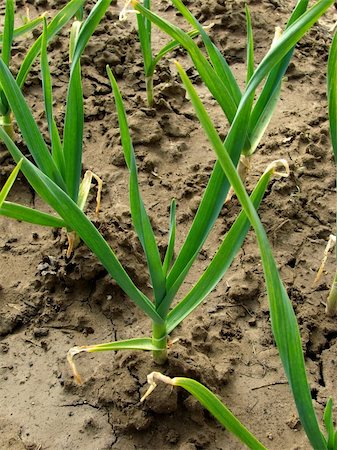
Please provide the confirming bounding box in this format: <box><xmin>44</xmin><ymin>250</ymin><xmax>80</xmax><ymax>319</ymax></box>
<box><xmin>63</xmin><ymin>20</ymin><xmax>83</xmax><ymax>201</ymax></box>
<box><xmin>165</xmin><ymin>167</ymin><xmax>271</xmax><ymax>331</ymax></box>
<box><xmin>107</xmin><ymin>67</ymin><xmax>166</xmax><ymax>305</ymax></box>
<box><xmin>162</xmin><ymin>199</ymin><xmax>176</xmax><ymax>277</ymax></box>
<box><xmin>176</xmin><ymin>61</ymin><xmax>326</xmax><ymax>450</ymax></box>
<box><xmin>0</xmin><ymin>58</ymin><xmax>66</xmax><ymax>190</ymax></box>
<box><xmin>0</xmin><ymin>159</ymin><xmax>22</xmax><ymax>207</ymax></box>
<box><xmin>2</xmin><ymin>0</ymin><xmax>14</xmax><ymax>67</ymax></box>
<box><xmin>174</xmin><ymin>377</ymin><xmax>267</xmax><ymax>450</ymax></box>
<box><xmin>40</xmin><ymin>18</ymin><xmax>64</xmax><ymax>174</ymax></box>
<box><xmin>0</xmin><ymin>202</ymin><xmax>65</xmax><ymax>227</ymax></box>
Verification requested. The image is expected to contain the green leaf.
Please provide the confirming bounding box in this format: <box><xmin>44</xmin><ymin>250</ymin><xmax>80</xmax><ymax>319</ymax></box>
<box><xmin>2</xmin><ymin>0</ymin><xmax>14</xmax><ymax>66</ymax></box>
<box><xmin>71</xmin><ymin>0</ymin><xmax>112</xmax><ymax>70</ymax></box>
<box><xmin>165</xmin><ymin>166</ymin><xmax>272</xmax><ymax>332</ymax></box>
<box><xmin>68</xmin><ymin>337</ymin><xmax>157</xmax><ymax>384</ymax></box>
<box><xmin>134</xmin><ymin>0</ymin><xmax>333</xmax><ymax>295</ymax></box>
<box><xmin>328</xmin><ymin>29</ymin><xmax>337</xmax><ymax>160</ymax></box>
<box><xmin>162</xmin><ymin>199</ymin><xmax>176</xmax><ymax>277</ymax></box>
<box><xmin>0</xmin><ymin>201</ymin><xmax>65</xmax><ymax>228</ymax></box>
<box><xmin>246</xmin><ymin>0</ymin><xmax>309</xmax><ymax>155</ymax></box>
<box><xmin>0</xmin><ymin>15</ymin><xmax>44</xmax><ymax>43</ymax></box>
<box><xmin>169</xmin><ymin>0</ymin><xmax>333</xmax><ymax>289</ymax></box>
<box><xmin>107</xmin><ymin>66</ymin><xmax>166</xmax><ymax>306</ymax></box>
<box><xmin>40</xmin><ymin>18</ymin><xmax>64</xmax><ymax>175</ymax></box>
<box><xmin>136</xmin><ymin>0</ymin><xmax>153</xmax><ymax>75</ymax></box>
<box><xmin>175</xmin><ymin>377</ymin><xmax>267</xmax><ymax>449</ymax></box>
<box><xmin>16</xmin><ymin>0</ymin><xmax>87</xmax><ymax>89</ymax></box>
<box><xmin>245</xmin><ymin>5</ymin><xmax>254</xmax><ymax>84</ymax></box>
<box><xmin>166</xmin><ymin>82</ymin><xmax>253</xmax><ymax>293</ymax></box>
<box><xmin>324</xmin><ymin>398</ymin><xmax>334</xmax><ymax>449</ymax></box>
<box><xmin>0</xmin><ymin>0</ymin><xmax>14</xmax><ymax>115</ymax></box>
<box><xmin>0</xmin><ymin>159</ymin><xmax>22</xmax><ymax>207</ymax></box>
<box><xmin>69</xmin><ymin>20</ymin><xmax>82</xmax><ymax>63</ymax></box>
<box><xmin>176</xmin><ymin>61</ymin><xmax>326</xmax><ymax>450</ymax></box>
<box><xmin>242</xmin><ymin>0</ymin><xmax>334</xmax><ymax>117</ymax></box>
<box><xmin>63</xmin><ymin>20</ymin><xmax>83</xmax><ymax>201</ymax></box>
<box><xmin>171</xmin><ymin>0</ymin><xmax>242</xmax><ymax>106</ymax></box>
<box><xmin>327</xmin><ymin>20</ymin><xmax>337</xmax><ymax>314</ymax></box>
<box><xmin>149</xmin><ymin>28</ymin><xmax>201</xmax><ymax>77</ymax></box>
<box><xmin>143</xmin><ymin>373</ymin><xmax>267</xmax><ymax>450</ymax></box>
<box><xmin>0</xmin><ymin>126</ymin><xmax>164</xmax><ymax>325</ymax></box>
<box><xmin>75</xmin><ymin>5</ymin><xmax>84</xmax><ymax>21</ymax></box>
<box><xmin>63</xmin><ymin>0</ymin><xmax>121</xmax><ymax>200</ymax></box>
<box><xmin>0</xmin><ymin>58</ymin><xmax>66</xmax><ymax>190</ymax></box>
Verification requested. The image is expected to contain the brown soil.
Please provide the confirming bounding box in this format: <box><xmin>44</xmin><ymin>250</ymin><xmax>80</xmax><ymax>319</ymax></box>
<box><xmin>1</xmin><ymin>0</ymin><xmax>337</xmax><ymax>449</ymax></box>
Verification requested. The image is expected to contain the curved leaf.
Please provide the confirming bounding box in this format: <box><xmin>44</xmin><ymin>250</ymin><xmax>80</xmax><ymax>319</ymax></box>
<box><xmin>176</xmin><ymin>62</ymin><xmax>326</xmax><ymax>449</ymax></box>
<box><xmin>0</xmin><ymin>202</ymin><xmax>65</xmax><ymax>228</ymax></box>
<box><xmin>107</xmin><ymin>67</ymin><xmax>166</xmax><ymax>305</ymax></box>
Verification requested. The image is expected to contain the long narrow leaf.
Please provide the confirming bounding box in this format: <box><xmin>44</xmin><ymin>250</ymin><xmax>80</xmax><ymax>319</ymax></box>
<box><xmin>324</xmin><ymin>399</ymin><xmax>334</xmax><ymax>448</ymax></box>
<box><xmin>107</xmin><ymin>67</ymin><xmax>166</xmax><ymax>305</ymax></box>
<box><xmin>245</xmin><ymin>5</ymin><xmax>254</xmax><ymax>84</ymax></box>
<box><xmin>0</xmin><ymin>159</ymin><xmax>23</xmax><ymax>207</ymax></box>
<box><xmin>164</xmin><ymin>165</ymin><xmax>273</xmax><ymax>331</ymax></box>
<box><xmin>246</xmin><ymin>0</ymin><xmax>309</xmax><ymax>155</ymax></box>
<box><xmin>242</xmin><ymin>0</ymin><xmax>333</xmax><ymax>123</ymax></box>
<box><xmin>64</xmin><ymin>0</ymin><xmax>120</xmax><ymax>200</ymax></box>
<box><xmin>40</xmin><ymin>19</ymin><xmax>64</xmax><ymax>174</ymax></box>
<box><xmin>63</xmin><ymin>21</ymin><xmax>83</xmax><ymax>201</ymax></box>
<box><xmin>172</xmin><ymin>377</ymin><xmax>266</xmax><ymax>450</ymax></box>
<box><xmin>143</xmin><ymin>372</ymin><xmax>267</xmax><ymax>450</ymax></box>
<box><xmin>0</xmin><ymin>59</ymin><xmax>66</xmax><ymax>190</ymax></box>
<box><xmin>2</xmin><ymin>0</ymin><xmax>14</xmax><ymax>66</ymax></box>
<box><xmin>327</xmin><ymin>27</ymin><xmax>337</xmax><ymax>316</ymax></box>
<box><xmin>166</xmin><ymin>85</ymin><xmax>254</xmax><ymax>293</ymax></box>
<box><xmin>67</xmin><ymin>337</ymin><xmax>157</xmax><ymax>384</ymax></box>
<box><xmin>137</xmin><ymin>0</ymin><xmax>152</xmax><ymax>75</ymax></box>
<box><xmin>145</xmin><ymin>0</ymin><xmax>334</xmax><ymax>292</ymax></box>
<box><xmin>174</xmin><ymin>377</ymin><xmax>267</xmax><ymax>450</ymax></box>
<box><xmin>0</xmin><ymin>0</ymin><xmax>14</xmax><ymax>115</ymax></box>
<box><xmin>171</xmin><ymin>0</ymin><xmax>242</xmax><ymax>106</ymax></box>
<box><xmin>149</xmin><ymin>28</ymin><xmax>201</xmax><ymax>76</ymax></box>
<box><xmin>0</xmin><ymin>202</ymin><xmax>65</xmax><ymax>228</ymax></box>
<box><xmin>71</xmin><ymin>0</ymin><xmax>113</xmax><ymax>70</ymax></box>
<box><xmin>0</xmin><ymin>15</ymin><xmax>44</xmax><ymax>43</ymax></box>
<box><xmin>76</xmin><ymin>337</ymin><xmax>156</xmax><ymax>353</ymax></box>
<box><xmin>176</xmin><ymin>62</ymin><xmax>326</xmax><ymax>449</ymax></box>
<box><xmin>69</xmin><ymin>20</ymin><xmax>82</xmax><ymax>62</ymax></box>
<box><xmin>328</xmin><ymin>30</ymin><xmax>337</xmax><ymax>159</ymax></box>
<box><xmin>162</xmin><ymin>199</ymin><xmax>176</xmax><ymax>277</ymax></box>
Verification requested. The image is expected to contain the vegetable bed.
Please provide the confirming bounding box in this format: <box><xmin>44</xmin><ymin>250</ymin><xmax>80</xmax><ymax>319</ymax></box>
<box><xmin>1</xmin><ymin>0</ymin><xmax>337</xmax><ymax>449</ymax></box>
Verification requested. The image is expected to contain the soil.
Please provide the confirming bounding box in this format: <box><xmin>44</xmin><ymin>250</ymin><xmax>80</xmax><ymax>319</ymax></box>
<box><xmin>1</xmin><ymin>0</ymin><xmax>337</xmax><ymax>449</ymax></box>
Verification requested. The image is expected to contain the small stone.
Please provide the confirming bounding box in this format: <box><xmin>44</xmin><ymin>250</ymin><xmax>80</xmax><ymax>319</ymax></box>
<box><xmin>0</xmin><ymin>342</ymin><xmax>9</xmax><ymax>353</ymax></box>
<box><xmin>248</xmin><ymin>317</ymin><xmax>257</xmax><ymax>327</ymax></box>
<box><xmin>33</xmin><ymin>328</ymin><xmax>49</xmax><ymax>338</ymax></box>
<box><xmin>286</xmin><ymin>415</ymin><xmax>301</xmax><ymax>430</ymax></box>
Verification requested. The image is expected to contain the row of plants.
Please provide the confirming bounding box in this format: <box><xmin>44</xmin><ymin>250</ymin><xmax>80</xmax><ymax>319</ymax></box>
<box><xmin>1</xmin><ymin>0</ymin><xmax>337</xmax><ymax>448</ymax></box>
